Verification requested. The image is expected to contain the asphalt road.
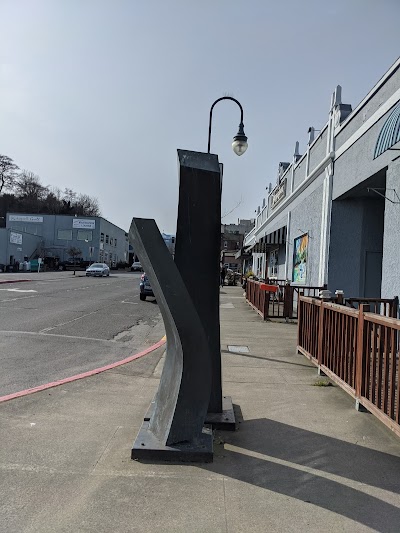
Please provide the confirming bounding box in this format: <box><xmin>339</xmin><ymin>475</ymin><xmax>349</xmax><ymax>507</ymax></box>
<box><xmin>0</xmin><ymin>272</ymin><xmax>163</xmax><ymax>396</ymax></box>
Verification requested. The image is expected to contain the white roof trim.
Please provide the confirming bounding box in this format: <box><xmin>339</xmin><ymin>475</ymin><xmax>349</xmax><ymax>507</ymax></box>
<box><xmin>335</xmin><ymin>56</ymin><xmax>400</xmax><ymax>134</ymax></box>
<box><xmin>334</xmin><ymin>86</ymin><xmax>400</xmax><ymax>160</ymax></box>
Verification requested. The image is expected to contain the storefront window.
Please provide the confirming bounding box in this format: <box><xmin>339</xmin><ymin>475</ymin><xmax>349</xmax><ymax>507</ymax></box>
<box><xmin>57</xmin><ymin>229</ymin><xmax>72</xmax><ymax>240</ymax></box>
<box><xmin>270</xmin><ymin>249</ymin><xmax>278</xmax><ymax>277</ymax></box>
<box><xmin>77</xmin><ymin>230</ymin><xmax>92</xmax><ymax>241</ymax></box>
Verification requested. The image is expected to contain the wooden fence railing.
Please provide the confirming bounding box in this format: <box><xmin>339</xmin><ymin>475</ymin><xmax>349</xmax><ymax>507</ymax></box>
<box><xmin>245</xmin><ymin>278</ymin><xmax>269</xmax><ymax>320</ymax></box>
<box><xmin>298</xmin><ymin>296</ymin><xmax>400</xmax><ymax>437</ymax></box>
<box><xmin>346</xmin><ymin>297</ymin><xmax>399</xmax><ymax>318</ymax></box>
<box><xmin>245</xmin><ymin>279</ymin><xmax>324</xmax><ymax>319</ymax></box>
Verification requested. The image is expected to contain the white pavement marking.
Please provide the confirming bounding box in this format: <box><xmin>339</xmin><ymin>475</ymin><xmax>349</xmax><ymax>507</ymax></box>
<box><xmin>0</xmin><ymin>288</ymin><xmax>37</xmax><ymax>293</ymax></box>
<box><xmin>39</xmin><ymin>310</ymin><xmax>100</xmax><ymax>333</ymax></box>
<box><xmin>220</xmin><ymin>302</ymin><xmax>235</xmax><ymax>308</ymax></box>
<box><xmin>0</xmin><ymin>295</ymin><xmax>37</xmax><ymax>302</ymax></box>
<box><xmin>121</xmin><ymin>300</ymin><xmax>138</xmax><ymax>305</ymax></box>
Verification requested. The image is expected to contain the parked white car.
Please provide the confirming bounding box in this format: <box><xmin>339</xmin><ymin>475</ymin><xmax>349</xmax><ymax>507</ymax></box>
<box><xmin>86</xmin><ymin>263</ymin><xmax>110</xmax><ymax>277</ymax></box>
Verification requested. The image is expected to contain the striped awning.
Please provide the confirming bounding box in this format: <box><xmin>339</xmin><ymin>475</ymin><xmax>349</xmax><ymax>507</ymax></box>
<box><xmin>374</xmin><ymin>102</ymin><xmax>400</xmax><ymax>159</ymax></box>
<box><xmin>252</xmin><ymin>226</ymin><xmax>287</xmax><ymax>253</ymax></box>
<box><xmin>265</xmin><ymin>226</ymin><xmax>287</xmax><ymax>245</ymax></box>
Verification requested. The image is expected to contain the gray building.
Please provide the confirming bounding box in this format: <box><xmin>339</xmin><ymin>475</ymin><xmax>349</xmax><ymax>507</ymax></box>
<box><xmin>244</xmin><ymin>56</ymin><xmax>400</xmax><ymax>300</ymax></box>
<box><xmin>0</xmin><ymin>213</ymin><xmax>129</xmax><ymax>267</ymax></box>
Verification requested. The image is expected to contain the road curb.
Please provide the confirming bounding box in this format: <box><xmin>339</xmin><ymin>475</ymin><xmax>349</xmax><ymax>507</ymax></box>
<box><xmin>0</xmin><ymin>279</ymin><xmax>33</xmax><ymax>284</ymax></box>
<box><xmin>0</xmin><ymin>336</ymin><xmax>167</xmax><ymax>404</ymax></box>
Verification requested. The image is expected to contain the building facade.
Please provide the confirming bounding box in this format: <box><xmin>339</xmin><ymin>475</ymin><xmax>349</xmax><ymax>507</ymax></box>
<box><xmin>221</xmin><ymin>219</ymin><xmax>254</xmax><ymax>272</ymax></box>
<box><xmin>244</xmin><ymin>57</ymin><xmax>400</xmax><ymax>299</ymax></box>
<box><xmin>0</xmin><ymin>213</ymin><xmax>129</xmax><ymax>267</ymax></box>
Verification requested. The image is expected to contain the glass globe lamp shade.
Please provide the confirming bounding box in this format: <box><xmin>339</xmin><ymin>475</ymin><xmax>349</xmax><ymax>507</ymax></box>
<box><xmin>232</xmin><ymin>122</ymin><xmax>248</xmax><ymax>156</ymax></box>
<box><xmin>232</xmin><ymin>137</ymin><xmax>248</xmax><ymax>156</ymax></box>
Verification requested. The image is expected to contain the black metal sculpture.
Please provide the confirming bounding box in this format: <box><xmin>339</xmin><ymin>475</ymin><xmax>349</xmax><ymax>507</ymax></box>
<box><xmin>174</xmin><ymin>150</ymin><xmax>236</xmax><ymax>430</ymax></box>
<box><xmin>130</xmin><ymin>218</ymin><xmax>213</xmax><ymax>462</ymax></box>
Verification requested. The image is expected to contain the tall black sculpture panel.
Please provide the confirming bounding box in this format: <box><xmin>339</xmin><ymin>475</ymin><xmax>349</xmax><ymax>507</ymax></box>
<box><xmin>130</xmin><ymin>218</ymin><xmax>213</xmax><ymax>461</ymax></box>
<box><xmin>174</xmin><ymin>150</ymin><xmax>236</xmax><ymax>429</ymax></box>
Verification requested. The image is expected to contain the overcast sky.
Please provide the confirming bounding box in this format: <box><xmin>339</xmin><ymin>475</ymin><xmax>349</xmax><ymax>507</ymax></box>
<box><xmin>1</xmin><ymin>0</ymin><xmax>399</xmax><ymax>233</ymax></box>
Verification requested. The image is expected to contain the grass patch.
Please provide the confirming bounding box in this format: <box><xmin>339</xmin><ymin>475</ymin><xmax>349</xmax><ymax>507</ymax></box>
<box><xmin>313</xmin><ymin>379</ymin><xmax>333</xmax><ymax>387</ymax></box>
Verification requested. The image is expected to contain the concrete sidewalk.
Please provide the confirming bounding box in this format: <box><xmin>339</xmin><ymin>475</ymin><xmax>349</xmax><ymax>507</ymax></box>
<box><xmin>1</xmin><ymin>286</ymin><xmax>400</xmax><ymax>532</ymax></box>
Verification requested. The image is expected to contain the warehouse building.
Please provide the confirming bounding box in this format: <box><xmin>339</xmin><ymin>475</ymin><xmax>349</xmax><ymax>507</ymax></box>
<box><xmin>0</xmin><ymin>213</ymin><xmax>129</xmax><ymax>269</ymax></box>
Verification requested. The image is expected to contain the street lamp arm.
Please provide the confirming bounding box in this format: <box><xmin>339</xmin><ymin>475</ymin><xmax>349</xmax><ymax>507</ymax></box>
<box><xmin>208</xmin><ymin>97</ymin><xmax>245</xmax><ymax>154</ymax></box>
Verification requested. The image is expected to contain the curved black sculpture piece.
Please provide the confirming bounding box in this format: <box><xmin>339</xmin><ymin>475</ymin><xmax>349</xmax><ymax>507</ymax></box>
<box><xmin>130</xmin><ymin>218</ymin><xmax>213</xmax><ymax>461</ymax></box>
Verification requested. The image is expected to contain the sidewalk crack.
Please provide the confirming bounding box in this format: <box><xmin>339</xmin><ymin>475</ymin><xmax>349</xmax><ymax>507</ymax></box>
<box><xmin>223</xmin><ymin>478</ymin><xmax>229</xmax><ymax>532</ymax></box>
<box><xmin>91</xmin><ymin>425</ymin><xmax>121</xmax><ymax>474</ymax></box>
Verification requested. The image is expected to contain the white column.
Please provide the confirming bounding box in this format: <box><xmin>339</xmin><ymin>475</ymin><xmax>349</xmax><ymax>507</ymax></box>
<box><xmin>318</xmin><ymin>90</ymin><xmax>336</xmax><ymax>286</ymax></box>
<box><xmin>284</xmin><ymin>211</ymin><xmax>291</xmax><ymax>281</ymax></box>
<box><xmin>290</xmin><ymin>141</ymin><xmax>300</xmax><ymax>194</ymax></box>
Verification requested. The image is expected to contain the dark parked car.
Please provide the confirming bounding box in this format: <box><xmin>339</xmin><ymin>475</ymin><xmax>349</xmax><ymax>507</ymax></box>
<box><xmin>139</xmin><ymin>273</ymin><xmax>154</xmax><ymax>301</ymax></box>
<box><xmin>131</xmin><ymin>261</ymin><xmax>143</xmax><ymax>272</ymax></box>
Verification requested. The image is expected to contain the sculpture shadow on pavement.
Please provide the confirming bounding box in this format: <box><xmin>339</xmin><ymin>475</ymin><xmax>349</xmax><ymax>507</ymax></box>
<box><xmin>201</xmin><ymin>416</ymin><xmax>400</xmax><ymax>531</ymax></box>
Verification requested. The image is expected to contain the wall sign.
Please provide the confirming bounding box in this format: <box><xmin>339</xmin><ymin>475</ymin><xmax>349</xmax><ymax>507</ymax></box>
<box><xmin>10</xmin><ymin>232</ymin><xmax>23</xmax><ymax>245</ymax></box>
<box><xmin>72</xmin><ymin>219</ymin><xmax>95</xmax><ymax>229</ymax></box>
<box><xmin>9</xmin><ymin>215</ymin><xmax>43</xmax><ymax>223</ymax></box>
<box><xmin>292</xmin><ymin>233</ymin><xmax>308</xmax><ymax>285</ymax></box>
<box><xmin>271</xmin><ymin>179</ymin><xmax>286</xmax><ymax>209</ymax></box>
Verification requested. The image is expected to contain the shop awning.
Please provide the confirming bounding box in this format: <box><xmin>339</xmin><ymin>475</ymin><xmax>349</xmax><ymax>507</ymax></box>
<box><xmin>251</xmin><ymin>226</ymin><xmax>287</xmax><ymax>253</ymax></box>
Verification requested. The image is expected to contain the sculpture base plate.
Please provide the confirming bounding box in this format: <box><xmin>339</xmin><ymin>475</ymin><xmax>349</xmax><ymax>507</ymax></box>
<box><xmin>131</xmin><ymin>421</ymin><xmax>213</xmax><ymax>463</ymax></box>
<box><xmin>205</xmin><ymin>396</ymin><xmax>236</xmax><ymax>431</ymax></box>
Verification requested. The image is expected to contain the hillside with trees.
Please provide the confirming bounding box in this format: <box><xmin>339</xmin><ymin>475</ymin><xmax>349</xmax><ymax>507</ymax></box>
<box><xmin>0</xmin><ymin>154</ymin><xmax>101</xmax><ymax>226</ymax></box>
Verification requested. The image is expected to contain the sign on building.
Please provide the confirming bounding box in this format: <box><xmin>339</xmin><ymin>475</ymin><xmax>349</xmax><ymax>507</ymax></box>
<box><xmin>271</xmin><ymin>179</ymin><xmax>286</xmax><ymax>209</ymax></box>
<box><xmin>72</xmin><ymin>219</ymin><xmax>96</xmax><ymax>229</ymax></box>
<box><xmin>10</xmin><ymin>232</ymin><xmax>23</xmax><ymax>245</ymax></box>
<box><xmin>9</xmin><ymin>215</ymin><xmax>43</xmax><ymax>223</ymax></box>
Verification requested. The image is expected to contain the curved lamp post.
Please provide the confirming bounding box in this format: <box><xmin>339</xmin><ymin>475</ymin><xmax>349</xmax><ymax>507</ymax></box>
<box><xmin>207</xmin><ymin>96</ymin><xmax>248</xmax><ymax>156</ymax></box>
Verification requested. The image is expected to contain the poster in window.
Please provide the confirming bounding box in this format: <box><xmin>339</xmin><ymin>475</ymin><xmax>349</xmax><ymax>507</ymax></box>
<box><xmin>10</xmin><ymin>232</ymin><xmax>23</xmax><ymax>245</ymax></box>
<box><xmin>292</xmin><ymin>234</ymin><xmax>308</xmax><ymax>284</ymax></box>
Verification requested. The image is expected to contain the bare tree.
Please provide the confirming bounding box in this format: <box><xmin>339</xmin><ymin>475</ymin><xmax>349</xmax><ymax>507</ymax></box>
<box><xmin>16</xmin><ymin>171</ymin><xmax>47</xmax><ymax>200</ymax></box>
<box><xmin>221</xmin><ymin>196</ymin><xmax>243</xmax><ymax>220</ymax></box>
<box><xmin>63</xmin><ymin>188</ymin><xmax>77</xmax><ymax>203</ymax></box>
<box><xmin>67</xmin><ymin>246</ymin><xmax>82</xmax><ymax>276</ymax></box>
<box><xmin>45</xmin><ymin>186</ymin><xmax>63</xmax><ymax>214</ymax></box>
<box><xmin>74</xmin><ymin>193</ymin><xmax>101</xmax><ymax>217</ymax></box>
<box><xmin>0</xmin><ymin>155</ymin><xmax>19</xmax><ymax>194</ymax></box>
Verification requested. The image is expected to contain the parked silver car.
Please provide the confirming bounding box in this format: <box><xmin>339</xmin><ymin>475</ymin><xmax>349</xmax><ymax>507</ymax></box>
<box><xmin>86</xmin><ymin>263</ymin><xmax>110</xmax><ymax>277</ymax></box>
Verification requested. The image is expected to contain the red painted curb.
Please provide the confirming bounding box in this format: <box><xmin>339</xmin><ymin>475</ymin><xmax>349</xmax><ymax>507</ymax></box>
<box><xmin>0</xmin><ymin>279</ymin><xmax>33</xmax><ymax>284</ymax></box>
<box><xmin>0</xmin><ymin>336</ymin><xmax>166</xmax><ymax>404</ymax></box>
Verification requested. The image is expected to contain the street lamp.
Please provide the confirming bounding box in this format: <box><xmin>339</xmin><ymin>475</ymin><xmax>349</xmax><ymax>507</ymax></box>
<box><xmin>207</xmin><ymin>96</ymin><xmax>248</xmax><ymax>156</ymax></box>
<box><xmin>84</xmin><ymin>238</ymin><xmax>93</xmax><ymax>264</ymax></box>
